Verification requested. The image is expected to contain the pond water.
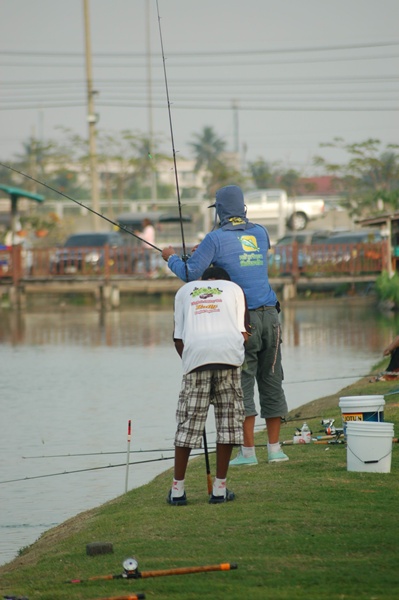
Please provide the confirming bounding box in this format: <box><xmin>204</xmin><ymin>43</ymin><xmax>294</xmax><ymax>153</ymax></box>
<box><xmin>1</xmin><ymin>299</ymin><xmax>397</xmax><ymax>566</ymax></box>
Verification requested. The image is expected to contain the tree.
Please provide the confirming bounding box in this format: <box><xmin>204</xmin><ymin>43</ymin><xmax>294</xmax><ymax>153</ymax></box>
<box><xmin>189</xmin><ymin>126</ymin><xmax>226</xmax><ymax>172</ymax></box>
<box><xmin>205</xmin><ymin>160</ymin><xmax>246</xmax><ymax>198</ymax></box>
<box><xmin>313</xmin><ymin>138</ymin><xmax>399</xmax><ymax>216</ymax></box>
<box><xmin>248</xmin><ymin>158</ymin><xmax>277</xmax><ymax>189</ymax></box>
<box><xmin>279</xmin><ymin>169</ymin><xmax>301</xmax><ymax>196</ymax></box>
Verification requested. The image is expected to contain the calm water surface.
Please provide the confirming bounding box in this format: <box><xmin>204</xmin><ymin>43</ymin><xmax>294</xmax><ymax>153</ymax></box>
<box><xmin>1</xmin><ymin>300</ymin><xmax>397</xmax><ymax>566</ymax></box>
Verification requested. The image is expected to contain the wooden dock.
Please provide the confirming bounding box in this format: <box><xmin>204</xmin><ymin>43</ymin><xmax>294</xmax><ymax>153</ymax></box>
<box><xmin>0</xmin><ymin>274</ymin><xmax>378</xmax><ymax>310</ymax></box>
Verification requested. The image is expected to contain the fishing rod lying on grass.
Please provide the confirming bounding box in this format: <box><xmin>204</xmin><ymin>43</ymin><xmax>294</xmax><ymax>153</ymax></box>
<box><xmin>66</xmin><ymin>557</ymin><xmax>238</xmax><ymax>584</ymax></box>
<box><xmin>90</xmin><ymin>595</ymin><xmax>145</xmax><ymax>600</ymax></box>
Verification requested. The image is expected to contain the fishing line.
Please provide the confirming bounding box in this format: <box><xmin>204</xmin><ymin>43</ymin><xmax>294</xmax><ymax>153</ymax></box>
<box><xmin>22</xmin><ymin>447</ymin><xmax>194</xmax><ymax>459</ymax></box>
<box><xmin>283</xmin><ymin>374</ymin><xmax>374</xmax><ymax>384</ymax></box>
<box><xmin>0</xmin><ymin>451</ymin><xmax>210</xmax><ymax>485</ymax></box>
<box><xmin>155</xmin><ymin>0</ymin><xmax>215</xmax><ymax>495</ymax></box>
<box><xmin>0</xmin><ymin>161</ymin><xmax>162</xmax><ymax>252</ymax></box>
<box><xmin>156</xmin><ymin>0</ymin><xmax>189</xmax><ymax>280</ymax></box>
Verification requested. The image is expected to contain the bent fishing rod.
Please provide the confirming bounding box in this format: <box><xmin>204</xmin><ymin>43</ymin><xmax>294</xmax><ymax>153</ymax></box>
<box><xmin>156</xmin><ymin>0</ymin><xmax>213</xmax><ymax>493</ymax></box>
<box><xmin>156</xmin><ymin>0</ymin><xmax>189</xmax><ymax>279</ymax></box>
<box><xmin>0</xmin><ymin>161</ymin><xmax>162</xmax><ymax>253</ymax></box>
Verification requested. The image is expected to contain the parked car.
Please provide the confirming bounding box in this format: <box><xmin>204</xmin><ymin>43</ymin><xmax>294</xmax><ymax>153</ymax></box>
<box><xmin>0</xmin><ymin>244</ymin><xmax>10</xmax><ymax>276</ymax></box>
<box><xmin>268</xmin><ymin>228</ymin><xmax>384</xmax><ymax>274</ymax></box>
<box><xmin>272</xmin><ymin>230</ymin><xmax>333</xmax><ymax>247</ymax></box>
<box><xmin>322</xmin><ymin>230</ymin><xmax>384</xmax><ymax>262</ymax></box>
<box><xmin>244</xmin><ymin>189</ymin><xmax>326</xmax><ymax>231</ymax></box>
<box><xmin>268</xmin><ymin>229</ymin><xmax>334</xmax><ymax>271</ymax></box>
<box><xmin>51</xmin><ymin>231</ymin><xmax>127</xmax><ymax>274</ymax></box>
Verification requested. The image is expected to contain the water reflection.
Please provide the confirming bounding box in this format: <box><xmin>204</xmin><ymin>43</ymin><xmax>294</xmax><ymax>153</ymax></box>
<box><xmin>1</xmin><ymin>299</ymin><xmax>397</xmax><ymax>353</ymax></box>
<box><xmin>1</xmin><ymin>299</ymin><xmax>399</xmax><ymax>567</ymax></box>
<box><xmin>0</xmin><ymin>309</ymin><xmax>175</xmax><ymax>347</ymax></box>
<box><xmin>281</xmin><ymin>300</ymin><xmax>397</xmax><ymax>353</ymax></box>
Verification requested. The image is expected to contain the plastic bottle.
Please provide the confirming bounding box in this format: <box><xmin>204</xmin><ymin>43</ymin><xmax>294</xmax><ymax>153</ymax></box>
<box><xmin>301</xmin><ymin>422</ymin><xmax>312</xmax><ymax>444</ymax></box>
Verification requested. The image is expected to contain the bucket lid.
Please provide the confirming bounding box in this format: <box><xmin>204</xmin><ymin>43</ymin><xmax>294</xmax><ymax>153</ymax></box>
<box><xmin>346</xmin><ymin>421</ymin><xmax>394</xmax><ymax>433</ymax></box>
<box><xmin>339</xmin><ymin>395</ymin><xmax>384</xmax><ymax>402</ymax></box>
<box><xmin>339</xmin><ymin>397</ymin><xmax>385</xmax><ymax>409</ymax></box>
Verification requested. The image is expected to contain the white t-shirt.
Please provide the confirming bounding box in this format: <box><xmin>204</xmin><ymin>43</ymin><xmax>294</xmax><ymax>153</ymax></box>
<box><xmin>173</xmin><ymin>279</ymin><xmax>247</xmax><ymax>374</ymax></box>
<box><xmin>141</xmin><ymin>224</ymin><xmax>155</xmax><ymax>247</ymax></box>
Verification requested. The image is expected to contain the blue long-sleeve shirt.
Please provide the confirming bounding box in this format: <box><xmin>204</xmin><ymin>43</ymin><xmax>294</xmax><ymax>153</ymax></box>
<box><xmin>168</xmin><ymin>223</ymin><xmax>277</xmax><ymax>310</ymax></box>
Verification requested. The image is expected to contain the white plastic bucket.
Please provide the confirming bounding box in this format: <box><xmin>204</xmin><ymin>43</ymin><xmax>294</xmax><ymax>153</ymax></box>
<box><xmin>339</xmin><ymin>395</ymin><xmax>385</xmax><ymax>437</ymax></box>
<box><xmin>346</xmin><ymin>421</ymin><xmax>394</xmax><ymax>473</ymax></box>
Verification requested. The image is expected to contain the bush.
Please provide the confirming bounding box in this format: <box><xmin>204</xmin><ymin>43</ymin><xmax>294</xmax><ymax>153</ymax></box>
<box><xmin>375</xmin><ymin>270</ymin><xmax>399</xmax><ymax>306</ymax></box>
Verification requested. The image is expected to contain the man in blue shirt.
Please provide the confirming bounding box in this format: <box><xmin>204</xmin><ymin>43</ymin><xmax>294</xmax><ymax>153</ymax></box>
<box><xmin>162</xmin><ymin>184</ymin><xmax>289</xmax><ymax>465</ymax></box>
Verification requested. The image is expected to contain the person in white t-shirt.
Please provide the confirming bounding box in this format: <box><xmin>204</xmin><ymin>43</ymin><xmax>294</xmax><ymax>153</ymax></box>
<box><xmin>168</xmin><ymin>266</ymin><xmax>250</xmax><ymax>506</ymax></box>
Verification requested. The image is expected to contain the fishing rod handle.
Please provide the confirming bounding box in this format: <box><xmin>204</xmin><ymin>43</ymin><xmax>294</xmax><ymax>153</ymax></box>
<box><xmin>140</xmin><ymin>562</ymin><xmax>238</xmax><ymax>578</ymax></box>
<box><xmin>91</xmin><ymin>595</ymin><xmax>145</xmax><ymax>600</ymax></box>
<box><xmin>66</xmin><ymin>574</ymin><xmax>119</xmax><ymax>583</ymax></box>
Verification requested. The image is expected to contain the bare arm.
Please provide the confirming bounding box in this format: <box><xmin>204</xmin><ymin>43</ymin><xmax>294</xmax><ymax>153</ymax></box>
<box><xmin>383</xmin><ymin>335</ymin><xmax>399</xmax><ymax>356</ymax></box>
<box><xmin>174</xmin><ymin>339</ymin><xmax>184</xmax><ymax>358</ymax></box>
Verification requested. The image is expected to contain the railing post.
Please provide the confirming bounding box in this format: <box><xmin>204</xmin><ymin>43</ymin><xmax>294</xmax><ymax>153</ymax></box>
<box><xmin>291</xmin><ymin>241</ymin><xmax>299</xmax><ymax>281</ymax></box>
<box><xmin>382</xmin><ymin>238</ymin><xmax>392</xmax><ymax>276</ymax></box>
<box><xmin>104</xmin><ymin>244</ymin><xmax>110</xmax><ymax>281</ymax></box>
<box><xmin>11</xmin><ymin>244</ymin><xmax>22</xmax><ymax>285</ymax></box>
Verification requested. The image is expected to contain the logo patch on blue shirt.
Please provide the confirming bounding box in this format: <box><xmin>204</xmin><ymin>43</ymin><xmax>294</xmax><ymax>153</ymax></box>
<box><xmin>238</xmin><ymin>235</ymin><xmax>259</xmax><ymax>252</ymax></box>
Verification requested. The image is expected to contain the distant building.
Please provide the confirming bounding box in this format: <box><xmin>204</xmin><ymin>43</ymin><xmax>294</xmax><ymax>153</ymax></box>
<box><xmin>296</xmin><ymin>176</ymin><xmax>340</xmax><ymax>196</ymax></box>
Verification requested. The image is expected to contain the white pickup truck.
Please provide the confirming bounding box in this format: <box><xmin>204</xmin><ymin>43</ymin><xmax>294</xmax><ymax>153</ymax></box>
<box><xmin>244</xmin><ymin>189</ymin><xmax>326</xmax><ymax>231</ymax></box>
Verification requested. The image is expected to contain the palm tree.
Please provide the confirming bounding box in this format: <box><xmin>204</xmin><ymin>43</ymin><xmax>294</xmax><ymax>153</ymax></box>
<box><xmin>189</xmin><ymin>126</ymin><xmax>226</xmax><ymax>172</ymax></box>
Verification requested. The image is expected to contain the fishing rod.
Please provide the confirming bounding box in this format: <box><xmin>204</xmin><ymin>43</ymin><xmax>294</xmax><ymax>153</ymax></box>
<box><xmin>66</xmin><ymin>556</ymin><xmax>238</xmax><ymax>584</ymax></box>
<box><xmin>90</xmin><ymin>595</ymin><xmax>145</xmax><ymax>600</ymax></box>
<box><xmin>22</xmin><ymin>448</ymin><xmax>177</xmax><ymax>459</ymax></box>
<box><xmin>0</xmin><ymin>161</ymin><xmax>162</xmax><ymax>253</ymax></box>
<box><xmin>22</xmin><ymin>445</ymin><xmax>219</xmax><ymax>459</ymax></box>
<box><xmin>0</xmin><ymin>452</ymin><xmax>208</xmax><ymax>485</ymax></box>
<box><xmin>283</xmin><ymin>374</ymin><xmax>376</xmax><ymax>385</ymax></box>
<box><xmin>156</xmin><ymin>0</ymin><xmax>213</xmax><ymax>493</ymax></box>
<box><xmin>155</xmin><ymin>0</ymin><xmax>189</xmax><ymax>279</ymax></box>
<box><xmin>202</xmin><ymin>429</ymin><xmax>213</xmax><ymax>495</ymax></box>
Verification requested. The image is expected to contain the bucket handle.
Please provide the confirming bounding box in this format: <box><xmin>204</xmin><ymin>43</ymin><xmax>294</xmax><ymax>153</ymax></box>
<box><xmin>347</xmin><ymin>445</ymin><xmax>392</xmax><ymax>465</ymax></box>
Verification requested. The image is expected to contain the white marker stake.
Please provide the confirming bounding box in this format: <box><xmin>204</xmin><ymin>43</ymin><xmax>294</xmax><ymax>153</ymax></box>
<box><xmin>125</xmin><ymin>420</ymin><xmax>132</xmax><ymax>493</ymax></box>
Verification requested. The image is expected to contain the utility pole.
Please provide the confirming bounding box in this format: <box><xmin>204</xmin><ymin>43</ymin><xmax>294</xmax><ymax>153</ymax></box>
<box><xmin>145</xmin><ymin>1</ymin><xmax>157</xmax><ymax>201</ymax></box>
<box><xmin>232</xmin><ymin>99</ymin><xmax>240</xmax><ymax>172</ymax></box>
<box><xmin>232</xmin><ymin>99</ymin><xmax>239</xmax><ymax>153</ymax></box>
<box><xmin>83</xmin><ymin>0</ymin><xmax>101</xmax><ymax>230</ymax></box>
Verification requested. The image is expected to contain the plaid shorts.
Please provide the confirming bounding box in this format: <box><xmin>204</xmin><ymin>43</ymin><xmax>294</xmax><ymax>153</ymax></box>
<box><xmin>175</xmin><ymin>367</ymin><xmax>245</xmax><ymax>448</ymax></box>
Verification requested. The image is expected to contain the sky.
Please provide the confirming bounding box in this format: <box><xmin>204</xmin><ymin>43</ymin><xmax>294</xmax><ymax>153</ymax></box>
<box><xmin>1</xmin><ymin>0</ymin><xmax>399</xmax><ymax>175</ymax></box>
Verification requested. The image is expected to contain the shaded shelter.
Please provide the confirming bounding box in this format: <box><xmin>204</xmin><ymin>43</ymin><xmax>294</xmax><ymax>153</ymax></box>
<box><xmin>117</xmin><ymin>210</ymin><xmax>192</xmax><ymax>230</ymax></box>
<box><xmin>117</xmin><ymin>210</ymin><xmax>193</xmax><ymax>246</ymax></box>
<box><xmin>356</xmin><ymin>213</ymin><xmax>399</xmax><ymax>277</ymax></box>
<box><xmin>0</xmin><ymin>185</ymin><xmax>45</xmax><ymax>243</ymax></box>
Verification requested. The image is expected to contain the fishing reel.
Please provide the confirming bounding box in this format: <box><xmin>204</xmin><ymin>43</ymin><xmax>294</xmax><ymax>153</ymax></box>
<box><xmin>325</xmin><ymin>426</ymin><xmax>344</xmax><ymax>436</ymax></box>
<box><xmin>122</xmin><ymin>557</ymin><xmax>140</xmax><ymax>578</ymax></box>
<box><xmin>321</xmin><ymin>418</ymin><xmax>335</xmax><ymax>427</ymax></box>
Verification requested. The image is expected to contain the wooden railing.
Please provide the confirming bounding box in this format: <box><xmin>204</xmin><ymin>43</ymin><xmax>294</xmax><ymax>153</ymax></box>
<box><xmin>0</xmin><ymin>244</ymin><xmax>185</xmax><ymax>282</ymax></box>
<box><xmin>267</xmin><ymin>240</ymin><xmax>389</xmax><ymax>279</ymax></box>
<box><xmin>0</xmin><ymin>240</ymin><xmax>390</xmax><ymax>284</ymax></box>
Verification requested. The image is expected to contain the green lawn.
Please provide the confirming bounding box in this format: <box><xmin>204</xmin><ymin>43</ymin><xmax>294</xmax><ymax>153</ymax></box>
<box><xmin>1</xmin><ymin>371</ymin><xmax>398</xmax><ymax>600</ymax></box>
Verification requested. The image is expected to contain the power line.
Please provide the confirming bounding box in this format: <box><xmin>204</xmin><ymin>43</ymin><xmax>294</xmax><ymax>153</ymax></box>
<box><xmin>1</xmin><ymin>100</ymin><xmax>398</xmax><ymax>112</ymax></box>
<box><xmin>2</xmin><ymin>75</ymin><xmax>399</xmax><ymax>87</ymax></box>
<box><xmin>1</xmin><ymin>40</ymin><xmax>399</xmax><ymax>57</ymax></box>
<box><xmin>2</xmin><ymin>53</ymin><xmax>399</xmax><ymax>70</ymax></box>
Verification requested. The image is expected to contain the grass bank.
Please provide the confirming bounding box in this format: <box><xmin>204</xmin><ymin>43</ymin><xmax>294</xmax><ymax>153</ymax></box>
<box><xmin>1</xmin><ymin>367</ymin><xmax>399</xmax><ymax>600</ymax></box>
